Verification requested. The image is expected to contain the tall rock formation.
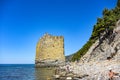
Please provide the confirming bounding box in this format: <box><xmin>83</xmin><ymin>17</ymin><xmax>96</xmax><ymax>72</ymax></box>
<box><xmin>35</xmin><ymin>33</ymin><xmax>65</xmax><ymax>67</ymax></box>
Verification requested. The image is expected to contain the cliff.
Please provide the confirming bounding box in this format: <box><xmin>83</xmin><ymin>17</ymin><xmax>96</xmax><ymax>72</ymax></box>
<box><xmin>35</xmin><ymin>33</ymin><xmax>65</xmax><ymax>67</ymax></box>
<box><xmin>71</xmin><ymin>20</ymin><xmax>120</xmax><ymax>79</ymax></box>
<box><xmin>72</xmin><ymin>0</ymin><xmax>120</xmax><ymax>61</ymax></box>
<box><xmin>59</xmin><ymin>20</ymin><xmax>120</xmax><ymax>80</ymax></box>
<box><xmin>66</xmin><ymin>1</ymin><xmax>120</xmax><ymax>79</ymax></box>
<box><xmin>80</xmin><ymin>20</ymin><xmax>120</xmax><ymax>63</ymax></box>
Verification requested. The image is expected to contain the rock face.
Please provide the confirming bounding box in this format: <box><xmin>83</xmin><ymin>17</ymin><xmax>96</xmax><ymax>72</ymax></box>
<box><xmin>80</xmin><ymin>20</ymin><xmax>120</xmax><ymax>63</ymax></box>
<box><xmin>69</xmin><ymin>20</ymin><xmax>120</xmax><ymax>80</ymax></box>
<box><xmin>35</xmin><ymin>33</ymin><xmax>65</xmax><ymax>67</ymax></box>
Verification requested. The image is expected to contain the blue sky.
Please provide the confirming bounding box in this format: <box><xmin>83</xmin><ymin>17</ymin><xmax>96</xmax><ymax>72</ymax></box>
<box><xmin>0</xmin><ymin>0</ymin><xmax>117</xmax><ymax>64</ymax></box>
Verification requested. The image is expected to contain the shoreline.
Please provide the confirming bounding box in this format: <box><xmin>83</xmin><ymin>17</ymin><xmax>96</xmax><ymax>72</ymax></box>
<box><xmin>53</xmin><ymin>60</ymin><xmax>120</xmax><ymax>80</ymax></box>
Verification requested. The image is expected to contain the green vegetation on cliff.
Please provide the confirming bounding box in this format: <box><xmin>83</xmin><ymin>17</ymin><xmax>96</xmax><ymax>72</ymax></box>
<box><xmin>72</xmin><ymin>0</ymin><xmax>120</xmax><ymax>61</ymax></box>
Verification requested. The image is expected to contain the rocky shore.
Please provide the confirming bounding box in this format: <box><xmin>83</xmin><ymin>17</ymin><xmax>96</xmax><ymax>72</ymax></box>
<box><xmin>53</xmin><ymin>60</ymin><xmax>120</xmax><ymax>80</ymax></box>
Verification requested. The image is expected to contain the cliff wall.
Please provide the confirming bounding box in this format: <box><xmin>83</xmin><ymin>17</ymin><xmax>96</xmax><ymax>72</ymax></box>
<box><xmin>72</xmin><ymin>20</ymin><xmax>120</xmax><ymax>79</ymax></box>
<box><xmin>80</xmin><ymin>20</ymin><xmax>120</xmax><ymax>63</ymax></box>
<box><xmin>62</xmin><ymin>20</ymin><xmax>120</xmax><ymax>80</ymax></box>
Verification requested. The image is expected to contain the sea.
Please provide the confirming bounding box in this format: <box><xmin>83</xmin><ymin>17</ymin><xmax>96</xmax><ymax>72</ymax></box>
<box><xmin>0</xmin><ymin>64</ymin><xmax>56</xmax><ymax>80</ymax></box>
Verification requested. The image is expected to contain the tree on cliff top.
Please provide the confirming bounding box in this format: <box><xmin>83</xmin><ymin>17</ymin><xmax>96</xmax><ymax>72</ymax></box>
<box><xmin>72</xmin><ymin>0</ymin><xmax>120</xmax><ymax>61</ymax></box>
<box><xmin>117</xmin><ymin>0</ymin><xmax>120</xmax><ymax>8</ymax></box>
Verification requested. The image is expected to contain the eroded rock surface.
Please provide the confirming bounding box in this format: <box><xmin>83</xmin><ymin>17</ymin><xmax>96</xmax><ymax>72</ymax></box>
<box><xmin>35</xmin><ymin>33</ymin><xmax>65</xmax><ymax>67</ymax></box>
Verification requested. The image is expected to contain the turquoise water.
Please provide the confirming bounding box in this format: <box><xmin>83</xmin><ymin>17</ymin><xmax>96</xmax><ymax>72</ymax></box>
<box><xmin>0</xmin><ymin>64</ymin><xmax>55</xmax><ymax>80</ymax></box>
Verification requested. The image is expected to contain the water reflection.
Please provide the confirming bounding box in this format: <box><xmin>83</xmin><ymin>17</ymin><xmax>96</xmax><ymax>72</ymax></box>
<box><xmin>35</xmin><ymin>67</ymin><xmax>56</xmax><ymax>80</ymax></box>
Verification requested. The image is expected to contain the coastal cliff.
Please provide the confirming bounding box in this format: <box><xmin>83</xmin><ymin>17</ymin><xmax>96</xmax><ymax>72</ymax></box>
<box><xmin>35</xmin><ymin>33</ymin><xmax>65</xmax><ymax>67</ymax></box>
<box><xmin>76</xmin><ymin>20</ymin><xmax>120</xmax><ymax>79</ymax></box>
<box><xmin>62</xmin><ymin>1</ymin><xmax>120</xmax><ymax>79</ymax></box>
<box><xmin>72</xmin><ymin>0</ymin><xmax>120</xmax><ymax>61</ymax></box>
<box><xmin>80</xmin><ymin>20</ymin><xmax>120</xmax><ymax>63</ymax></box>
